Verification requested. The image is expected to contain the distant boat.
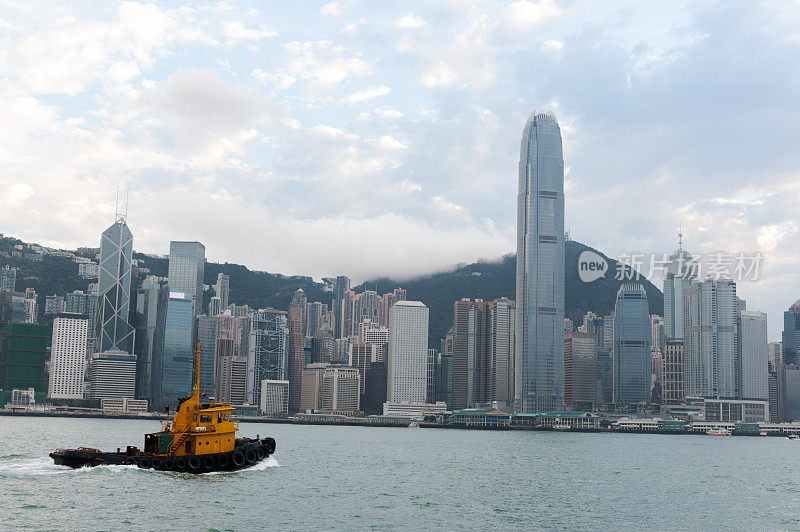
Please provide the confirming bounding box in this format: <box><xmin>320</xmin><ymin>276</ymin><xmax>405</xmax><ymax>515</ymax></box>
<box><xmin>787</xmin><ymin>434</ymin><xmax>799</xmax><ymax>440</ymax></box>
<box><xmin>408</xmin><ymin>421</ymin><xmax>419</xmax><ymax>428</ymax></box>
<box><xmin>760</xmin><ymin>431</ymin><xmax>768</xmax><ymax>436</ymax></box>
<box><xmin>553</xmin><ymin>424</ymin><xmax>571</xmax><ymax>431</ymax></box>
<box><xmin>706</xmin><ymin>428</ymin><xmax>732</xmax><ymax>436</ymax></box>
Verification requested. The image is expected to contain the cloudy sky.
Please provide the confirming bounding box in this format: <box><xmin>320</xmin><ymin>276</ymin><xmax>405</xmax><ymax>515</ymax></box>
<box><xmin>1</xmin><ymin>1</ymin><xmax>799</xmax><ymax>337</ymax></box>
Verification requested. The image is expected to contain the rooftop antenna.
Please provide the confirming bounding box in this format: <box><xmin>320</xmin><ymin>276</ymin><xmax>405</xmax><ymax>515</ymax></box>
<box><xmin>114</xmin><ymin>186</ymin><xmax>120</xmax><ymax>221</ymax></box>
<box><xmin>124</xmin><ymin>186</ymin><xmax>129</xmax><ymax>221</ymax></box>
<box><xmin>678</xmin><ymin>224</ymin><xmax>683</xmax><ymax>250</ymax></box>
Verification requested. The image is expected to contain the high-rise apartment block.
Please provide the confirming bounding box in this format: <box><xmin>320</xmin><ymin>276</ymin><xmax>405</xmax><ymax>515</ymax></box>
<box><xmin>515</xmin><ymin>109</ymin><xmax>565</xmax><ymax>413</ymax></box>
<box><xmin>564</xmin><ymin>332</ymin><xmax>597</xmax><ymax>407</ymax></box>
<box><xmin>489</xmin><ymin>298</ymin><xmax>515</xmax><ymax>405</ymax></box>
<box><xmin>387</xmin><ymin>301</ymin><xmax>429</xmax><ymax>405</ymax></box>
<box><xmin>48</xmin><ymin>313</ymin><xmax>89</xmax><ymax>399</ymax></box>
<box><xmin>684</xmin><ymin>279</ymin><xmax>738</xmax><ymax>398</ymax></box>
<box><xmin>739</xmin><ymin>310</ymin><xmax>768</xmax><ymax>401</ymax></box>
<box><xmin>661</xmin><ymin>340</ymin><xmax>684</xmax><ymax>403</ymax></box>
<box><xmin>214</xmin><ymin>273</ymin><xmax>230</xmax><ymax>308</ymax></box>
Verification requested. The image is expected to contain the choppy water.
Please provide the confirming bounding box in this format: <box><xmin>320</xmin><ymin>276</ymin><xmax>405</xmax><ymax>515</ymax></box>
<box><xmin>2</xmin><ymin>417</ymin><xmax>800</xmax><ymax>530</ymax></box>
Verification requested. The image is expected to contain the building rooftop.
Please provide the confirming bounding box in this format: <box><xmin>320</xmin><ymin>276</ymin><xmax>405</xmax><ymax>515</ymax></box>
<box><xmin>394</xmin><ymin>300</ymin><xmax>426</xmax><ymax>308</ymax></box>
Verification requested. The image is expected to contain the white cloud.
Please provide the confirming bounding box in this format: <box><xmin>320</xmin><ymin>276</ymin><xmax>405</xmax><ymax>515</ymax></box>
<box><xmin>395</xmin><ymin>13</ymin><xmax>426</xmax><ymax>29</ymax></box>
<box><xmin>320</xmin><ymin>2</ymin><xmax>343</xmax><ymax>16</ymax></box>
<box><xmin>282</xmin><ymin>40</ymin><xmax>371</xmax><ymax>90</ymax></box>
<box><xmin>378</xmin><ymin>135</ymin><xmax>407</xmax><ymax>150</ymax></box>
<box><xmin>374</xmin><ymin>107</ymin><xmax>403</xmax><ymax>120</ymax></box>
<box><xmin>347</xmin><ymin>85</ymin><xmax>391</xmax><ymax>103</ymax></box>
<box><xmin>221</xmin><ymin>21</ymin><xmax>277</xmax><ymax>44</ymax></box>
<box><xmin>505</xmin><ymin>0</ymin><xmax>560</xmax><ymax>30</ymax></box>
<box><xmin>543</xmin><ymin>39</ymin><xmax>564</xmax><ymax>51</ymax></box>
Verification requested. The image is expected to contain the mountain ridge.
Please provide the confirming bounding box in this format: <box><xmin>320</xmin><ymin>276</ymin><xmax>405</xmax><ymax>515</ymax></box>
<box><xmin>1</xmin><ymin>234</ymin><xmax>662</xmax><ymax>348</ymax></box>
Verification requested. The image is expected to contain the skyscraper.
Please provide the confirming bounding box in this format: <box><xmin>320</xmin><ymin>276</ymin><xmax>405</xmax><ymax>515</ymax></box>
<box><xmin>0</xmin><ymin>265</ymin><xmax>18</xmax><ymax>292</ymax></box>
<box><xmin>159</xmin><ymin>291</ymin><xmax>194</xmax><ymax>408</ymax></box>
<box><xmin>564</xmin><ymin>332</ymin><xmax>598</xmax><ymax>407</ymax></box>
<box><xmin>613</xmin><ymin>284</ymin><xmax>651</xmax><ymax>404</ymax></box>
<box><xmin>661</xmin><ymin>340</ymin><xmax>684</xmax><ymax>403</ymax></box>
<box><xmin>48</xmin><ymin>313</ymin><xmax>89</xmax><ymax>399</ymax></box>
<box><xmin>452</xmin><ymin>298</ymin><xmax>490</xmax><ymax>409</ymax></box>
<box><xmin>515</xmin><ymin>109</ymin><xmax>565</xmax><ymax>413</ymax></box>
<box><xmin>65</xmin><ymin>290</ymin><xmax>98</xmax><ymax>353</ymax></box>
<box><xmin>3</xmin><ymin>322</ymin><xmax>49</xmax><ymax>398</ymax></box>
<box><xmin>214</xmin><ymin>273</ymin><xmax>230</xmax><ymax>308</ymax></box>
<box><xmin>168</xmin><ymin>241</ymin><xmax>206</xmax><ymax>318</ymax></box>
<box><xmin>287</xmin><ymin>305</ymin><xmax>305</xmax><ymax>411</ymax></box>
<box><xmin>98</xmin><ymin>218</ymin><xmax>134</xmax><ymax>353</ymax></box>
<box><xmin>208</xmin><ymin>296</ymin><xmax>222</xmax><ymax>317</ymax></box>
<box><xmin>684</xmin><ymin>278</ymin><xmax>738</xmax><ymax>398</ymax></box>
<box><xmin>133</xmin><ymin>276</ymin><xmax>167</xmax><ymax>402</ymax></box>
<box><xmin>196</xmin><ymin>314</ymin><xmax>219</xmax><ymax>397</ymax></box>
<box><xmin>782</xmin><ymin>301</ymin><xmax>800</xmax><ymax>366</ymax></box>
<box><xmin>330</xmin><ymin>275</ymin><xmax>350</xmax><ymax>339</ymax></box>
<box><xmin>305</xmin><ymin>301</ymin><xmax>327</xmax><ymax>337</ymax></box>
<box><xmin>739</xmin><ymin>310</ymin><xmax>768</xmax><ymax>401</ymax></box>
<box><xmin>387</xmin><ymin>301</ymin><xmax>429</xmax><ymax>405</ymax></box>
<box><xmin>489</xmin><ymin>298</ymin><xmax>515</xmax><ymax>405</ymax></box>
<box><xmin>663</xmin><ymin>235</ymin><xmax>697</xmax><ymax>340</ymax></box>
<box><xmin>247</xmin><ymin>308</ymin><xmax>289</xmax><ymax>406</ymax></box>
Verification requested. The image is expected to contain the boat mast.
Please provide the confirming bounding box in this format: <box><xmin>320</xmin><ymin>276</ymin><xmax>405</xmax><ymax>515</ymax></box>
<box><xmin>193</xmin><ymin>339</ymin><xmax>201</xmax><ymax>401</ymax></box>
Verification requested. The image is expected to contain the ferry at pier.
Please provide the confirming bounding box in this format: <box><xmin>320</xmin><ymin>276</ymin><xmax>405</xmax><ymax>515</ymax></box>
<box><xmin>706</xmin><ymin>428</ymin><xmax>732</xmax><ymax>436</ymax></box>
<box><xmin>50</xmin><ymin>342</ymin><xmax>275</xmax><ymax>473</ymax></box>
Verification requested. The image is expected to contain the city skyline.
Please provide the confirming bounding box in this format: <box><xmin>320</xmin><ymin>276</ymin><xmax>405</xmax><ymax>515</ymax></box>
<box><xmin>0</xmin><ymin>2</ymin><xmax>797</xmax><ymax>342</ymax></box>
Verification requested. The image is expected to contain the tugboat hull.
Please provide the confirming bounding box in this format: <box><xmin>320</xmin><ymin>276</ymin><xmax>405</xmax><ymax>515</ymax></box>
<box><xmin>50</xmin><ymin>438</ymin><xmax>275</xmax><ymax>474</ymax></box>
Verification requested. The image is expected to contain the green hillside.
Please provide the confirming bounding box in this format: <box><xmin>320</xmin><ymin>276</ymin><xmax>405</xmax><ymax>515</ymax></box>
<box><xmin>356</xmin><ymin>240</ymin><xmax>663</xmax><ymax>347</ymax></box>
<box><xmin>1</xmin><ymin>235</ymin><xmax>662</xmax><ymax>348</ymax></box>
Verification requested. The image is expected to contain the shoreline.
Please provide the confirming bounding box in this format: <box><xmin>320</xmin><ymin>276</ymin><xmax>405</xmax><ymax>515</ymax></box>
<box><xmin>2</xmin><ymin>409</ymin><xmax>795</xmax><ymax>437</ymax></box>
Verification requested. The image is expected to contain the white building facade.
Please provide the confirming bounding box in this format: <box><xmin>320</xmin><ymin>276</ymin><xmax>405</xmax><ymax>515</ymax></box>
<box><xmin>739</xmin><ymin>310</ymin><xmax>768</xmax><ymax>401</ymax></box>
<box><xmin>387</xmin><ymin>301</ymin><xmax>429</xmax><ymax>404</ymax></box>
<box><xmin>260</xmin><ymin>379</ymin><xmax>289</xmax><ymax>415</ymax></box>
<box><xmin>48</xmin><ymin>314</ymin><xmax>89</xmax><ymax>399</ymax></box>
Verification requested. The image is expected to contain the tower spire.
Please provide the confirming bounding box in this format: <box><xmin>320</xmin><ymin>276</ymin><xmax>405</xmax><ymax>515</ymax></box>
<box><xmin>678</xmin><ymin>224</ymin><xmax>683</xmax><ymax>250</ymax></box>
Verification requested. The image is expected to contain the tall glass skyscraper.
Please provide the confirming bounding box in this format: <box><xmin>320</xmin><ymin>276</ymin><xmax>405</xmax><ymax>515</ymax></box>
<box><xmin>167</xmin><ymin>241</ymin><xmax>206</xmax><ymax>317</ymax></box>
<box><xmin>159</xmin><ymin>291</ymin><xmax>194</xmax><ymax>408</ymax></box>
<box><xmin>98</xmin><ymin>218</ymin><xmax>134</xmax><ymax>353</ymax></box>
<box><xmin>613</xmin><ymin>284</ymin><xmax>652</xmax><ymax>404</ymax></box>
<box><xmin>782</xmin><ymin>301</ymin><xmax>800</xmax><ymax>366</ymax></box>
<box><xmin>515</xmin><ymin>109</ymin><xmax>565</xmax><ymax>413</ymax></box>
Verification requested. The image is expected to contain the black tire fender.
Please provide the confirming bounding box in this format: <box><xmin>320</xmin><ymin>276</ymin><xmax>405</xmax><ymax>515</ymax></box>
<box><xmin>151</xmin><ymin>457</ymin><xmax>162</xmax><ymax>470</ymax></box>
<box><xmin>231</xmin><ymin>450</ymin><xmax>245</xmax><ymax>467</ymax></box>
<box><xmin>263</xmin><ymin>437</ymin><xmax>276</xmax><ymax>454</ymax></box>
<box><xmin>163</xmin><ymin>458</ymin><xmax>175</xmax><ymax>471</ymax></box>
<box><xmin>245</xmin><ymin>447</ymin><xmax>257</xmax><ymax>464</ymax></box>
<box><xmin>202</xmin><ymin>454</ymin><xmax>216</xmax><ymax>470</ymax></box>
<box><xmin>175</xmin><ymin>456</ymin><xmax>186</xmax><ymax>470</ymax></box>
<box><xmin>188</xmin><ymin>456</ymin><xmax>201</xmax><ymax>471</ymax></box>
<box><xmin>256</xmin><ymin>446</ymin><xmax>265</xmax><ymax>460</ymax></box>
<box><xmin>216</xmin><ymin>453</ymin><xmax>230</xmax><ymax>469</ymax></box>
<box><xmin>138</xmin><ymin>457</ymin><xmax>151</xmax><ymax>469</ymax></box>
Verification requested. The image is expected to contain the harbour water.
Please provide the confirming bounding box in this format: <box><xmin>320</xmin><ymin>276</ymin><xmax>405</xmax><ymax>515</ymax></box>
<box><xmin>2</xmin><ymin>416</ymin><xmax>800</xmax><ymax>530</ymax></box>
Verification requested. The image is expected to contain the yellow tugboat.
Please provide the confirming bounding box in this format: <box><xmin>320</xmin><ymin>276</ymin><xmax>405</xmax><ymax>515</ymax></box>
<box><xmin>50</xmin><ymin>342</ymin><xmax>275</xmax><ymax>473</ymax></box>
